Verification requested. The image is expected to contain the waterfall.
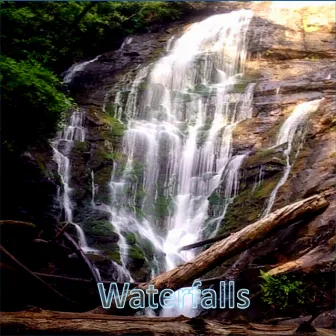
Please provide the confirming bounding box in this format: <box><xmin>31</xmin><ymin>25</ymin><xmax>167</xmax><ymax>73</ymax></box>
<box><xmin>207</xmin><ymin>154</ymin><xmax>247</xmax><ymax>239</ymax></box>
<box><xmin>120</xmin><ymin>37</ymin><xmax>133</xmax><ymax>50</ymax></box>
<box><xmin>52</xmin><ymin>110</ymin><xmax>85</xmax><ymax>224</ymax></box>
<box><xmin>102</xmin><ymin>9</ymin><xmax>255</xmax><ymax>317</ymax></box>
<box><xmin>109</xmin><ymin>9</ymin><xmax>254</xmax><ymax>274</ymax></box>
<box><xmin>252</xmin><ymin>165</ymin><xmax>264</xmax><ymax>192</ymax></box>
<box><xmin>52</xmin><ymin>109</ymin><xmax>99</xmax><ymax>256</ymax></box>
<box><xmin>262</xmin><ymin>99</ymin><xmax>322</xmax><ymax>216</ymax></box>
<box><xmin>63</xmin><ymin>55</ymin><xmax>100</xmax><ymax>84</ymax></box>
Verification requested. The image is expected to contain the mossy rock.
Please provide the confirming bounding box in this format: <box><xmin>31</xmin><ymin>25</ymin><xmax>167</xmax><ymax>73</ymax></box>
<box><xmin>137</xmin><ymin>235</ymin><xmax>156</xmax><ymax>260</ymax></box>
<box><xmin>128</xmin><ymin>245</ymin><xmax>145</xmax><ymax>261</ymax></box>
<box><xmin>73</xmin><ymin>140</ymin><xmax>90</xmax><ymax>152</ymax></box>
<box><xmin>216</xmin><ymin>175</ymin><xmax>282</xmax><ymax>236</ymax></box>
<box><xmin>242</xmin><ymin>145</ymin><xmax>287</xmax><ymax>169</ymax></box>
<box><xmin>86</xmin><ymin>243</ymin><xmax>122</xmax><ymax>265</ymax></box>
<box><xmin>124</xmin><ymin>232</ymin><xmax>137</xmax><ymax>245</ymax></box>
<box><xmin>123</xmin><ymin>231</ymin><xmax>155</xmax><ymax>260</ymax></box>
<box><xmin>82</xmin><ymin>220</ymin><xmax>118</xmax><ymax>242</ymax></box>
<box><xmin>188</xmin><ymin>83</ymin><xmax>213</xmax><ymax>96</ymax></box>
<box><xmin>104</xmin><ymin>250</ymin><xmax>122</xmax><ymax>265</ymax></box>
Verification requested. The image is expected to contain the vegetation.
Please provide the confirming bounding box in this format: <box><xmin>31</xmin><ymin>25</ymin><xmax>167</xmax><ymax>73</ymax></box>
<box><xmin>260</xmin><ymin>270</ymin><xmax>304</xmax><ymax>310</ymax></box>
<box><xmin>83</xmin><ymin>220</ymin><xmax>117</xmax><ymax>239</ymax></box>
<box><xmin>1</xmin><ymin>1</ymin><xmax>188</xmax><ymax>155</ymax></box>
<box><xmin>0</xmin><ymin>56</ymin><xmax>72</xmax><ymax>153</ymax></box>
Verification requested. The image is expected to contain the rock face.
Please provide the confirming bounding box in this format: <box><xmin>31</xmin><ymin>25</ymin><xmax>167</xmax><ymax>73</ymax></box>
<box><xmin>202</xmin><ymin>1</ymin><xmax>336</xmax><ymax>321</ymax></box>
<box><xmin>62</xmin><ymin>1</ymin><xmax>335</xmax><ymax>306</ymax></box>
<box><xmin>8</xmin><ymin>1</ymin><xmax>334</xmax><ymax>321</ymax></box>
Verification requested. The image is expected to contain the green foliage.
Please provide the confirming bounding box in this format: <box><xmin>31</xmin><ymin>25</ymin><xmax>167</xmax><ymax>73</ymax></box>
<box><xmin>1</xmin><ymin>1</ymin><xmax>186</xmax><ymax>155</ymax></box>
<box><xmin>109</xmin><ymin>117</ymin><xmax>126</xmax><ymax>137</ymax></box>
<box><xmin>0</xmin><ymin>56</ymin><xmax>72</xmax><ymax>153</ymax></box>
<box><xmin>1</xmin><ymin>2</ymin><xmax>184</xmax><ymax>72</ymax></box>
<box><xmin>260</xmin><ymin>270</ymin><xmax>305</xmax><ymax>310</ymax></box>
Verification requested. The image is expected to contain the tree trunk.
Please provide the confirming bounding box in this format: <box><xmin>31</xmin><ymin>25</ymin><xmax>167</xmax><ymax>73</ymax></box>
<box><xmin>0</xmin><ymin>311</ymin><xmax>306</xmax><ymax>336</ymax></box>
<box><xmin>93</xmin><ymin>193</ymin><xmax>328</xmax><ymax>315</ymax></box>
<box><xmin>178</xmin><ymin>232</ymin><xmax>232</xmax><ymax>252</ymax></box>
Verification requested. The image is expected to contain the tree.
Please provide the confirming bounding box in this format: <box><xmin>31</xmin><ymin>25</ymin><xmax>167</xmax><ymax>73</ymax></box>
<box><xmin>0</xmin><ymin>56</ymin><xmax>71</xmax><ymax>153</ymax></box>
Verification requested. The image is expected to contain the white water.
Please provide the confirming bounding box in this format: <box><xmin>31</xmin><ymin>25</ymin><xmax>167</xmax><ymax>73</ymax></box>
<box><xmin>52</xmin><ymin>110</ymin><xmax>85</xmax><ymax>224</ymax></box>
<box><xmin>52</xmin><ymin>109</ymin><xmax>100</xmax><ymax>256</ymax></box>
<box><xmin>252</xmin><ymin>165</ymin><xmax>265</xmax><ymax>192</ymax></box>
<box><xmin>103</xmin><ymin>10</ymin><xmax>254</xmax><ymax>316</ymax></box>
<box><xmin>207</xmin><ymin>154</ymin><xmax>247</xmax><ymax>238</ymax></box>
<box><xmin>262</xmin><ymin>99</ymin><xmax>322</xmax><ymax>216</ymax></box>
<box><xmin>120</xmin><ymin>37</ymin><xmax>133</xmax><ymax>50</ymax></box>
<box><xmin>63</xmin><ymin>55</ymin><xmax>100</xmax><ymax>84</ymax></box>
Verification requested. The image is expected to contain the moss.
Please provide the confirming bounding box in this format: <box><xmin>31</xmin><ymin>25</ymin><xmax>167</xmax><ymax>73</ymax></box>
<box><xmin>154</xmin><ymin>195</ymin><xmax>173</xmax><ymax>219</ymax></box>
<box><xmin>243</xmin><ymin>146</ymin><xmax>286</xmax><ymax>169</ymax></box>
<box><xmin>208</xmin><ymin>192</ymin><xmax>222</xmax><ymax>207</ymax></box>
<box><xmin>73</xmin><ymin>140</ymin><xmax>90</xmax><ymax>152</ymax></box>
<box><xmin>128</xmin><ymin>245</ymin><xmax>145</xmax><ymax>261</ymax></box>
<box><xmin>124</xmin><ymin>232</ymin><xmax>136</xmax><ymax>245</ymax></box>
<box><xmin>123</xmin><ymin>231</ymin><xmax>156</xmax><ymax>263</ymax></box>
<box><xmin>105</xmin><ymin>116</ymin><xmax>126</xmax><ymax>137</ymax></box>
<box><xmin>105</xmin><ymin>250</ymin><xmax>122</xmax><ymax>264</ymax></box>
<box><xmin>216</xmin><ymin>174</ymin><xmax>282</xmax><ymax>235</ymax></box>
<box><xmin>137</xmin><ymin>236</ymin><xmax>155</xmax><ymax>260</ymax></box>
<box><xmin>83</xmin><ymin>220</ymin><xmax>116</xmax><ymax>238</ymax></box>
<box><xmin>105</xmin><ymin>102</ymin><xmax>115</xmax><ymax>117</ymax></box>
<box><xmin>188</xmin><ymin>83</ymin><xmax>213</xmax><ymax>96</ymax></box>
<box><xmin>231</xmin><ymin>82</ymin><xmax>248</xmax><ymax>93</ymax></box>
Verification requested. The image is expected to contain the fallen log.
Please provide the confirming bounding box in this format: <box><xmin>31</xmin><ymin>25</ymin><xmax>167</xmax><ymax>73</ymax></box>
<box><xmin>63</xmin><ymin>232</ymin><xmax>100</xmax><ymax>283</ymax></box>
<box><xmin>0</xmin><ymin>310</ymin><xmax>320</xmax><ymax>336</ymax></box>
<box><xmin>178</xmin><ymin>232</ymin><xmax>232</xmax><ymax>252</ymax></box>
<box><xmin>93</xmin><ymin>193</ymin><xmax>328</xmax><ymax>315</ymax></box>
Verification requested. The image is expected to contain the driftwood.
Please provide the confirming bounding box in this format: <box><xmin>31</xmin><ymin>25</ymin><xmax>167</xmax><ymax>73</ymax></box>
<box><xmin>179</xmin><ymin>232</ymin><xmax>232</xmax><ymax>252</ymax></box>
<box><xmin>1</xmin><ymin>310</ymin><xmax>333</xmax><ymax>336</ymax></box>
<box><xmin>0</xmin><ymin>245</ymin><xmax>75</xmax><ymax>308</ymax></box>
<box><xmin>93</xmin><ymin>193</ymin><xmax>328</xmax><ymax>315</ymax></box>
<box><xmin>63</xmin><ymin>232</ymin><xmax>100</xmax><ymax>283</ymax></box>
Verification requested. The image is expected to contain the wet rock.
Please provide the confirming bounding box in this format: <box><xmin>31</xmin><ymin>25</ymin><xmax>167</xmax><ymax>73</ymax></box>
<box><xmin>312</xmin><ymin>310</ymin><xmax>336</xmax><ymax>329</ymax></box>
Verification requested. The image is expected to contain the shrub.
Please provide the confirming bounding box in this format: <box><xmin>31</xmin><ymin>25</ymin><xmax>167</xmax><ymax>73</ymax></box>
<box><xmin>260</xmin><ymin>270</ymin><xmax>304</xmax><ymax>310</ymax></box>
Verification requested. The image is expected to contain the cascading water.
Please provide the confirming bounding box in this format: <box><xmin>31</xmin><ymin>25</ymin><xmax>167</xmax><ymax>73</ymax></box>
<box><xmin>262</xmin><ymin>99</ymin><xmax>322</xmax><ymax>216</ymax></box>
<box><xmin>105</xmin><ymin>10</ymin><xmax>255</xmax><ymax>314</ymax></box>
<box><xmin>206</xmin><ymin>153</ymin><xmax>247</xmax><ymax>239</ymax></box>
<box><xmin>252</xmin><ymin>165</ymin><xmax>264</xmax><ymax>192</ymax></box>
<box><xmin>52</xmin><ymin>109</ymin><xmax>97</xmax><ymax>253</ymax></box>
<box><xmin>63</xmin><ymin>55</ymin><xmax>100</xmax><ymax>84</ymax></box>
